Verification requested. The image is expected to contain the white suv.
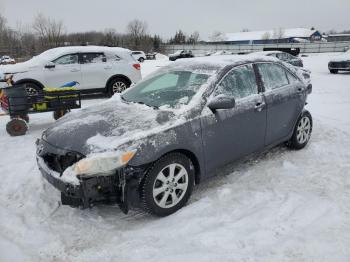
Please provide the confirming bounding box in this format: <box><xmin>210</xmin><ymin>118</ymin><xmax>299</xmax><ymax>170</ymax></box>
<box><xmin>131</xmin><ymin>51</ymin><xmax>146</xmax><ymax>62</ymax></box>
<box><xmin>0</xmin><ymin>46</ymin><xmax>142</xmax><ymax>96</ymax></box>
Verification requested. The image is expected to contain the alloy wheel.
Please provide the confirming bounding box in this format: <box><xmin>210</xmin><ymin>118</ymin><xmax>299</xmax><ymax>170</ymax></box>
<box><xmin>152</xmin><ymin>163</ymin><xmax>189</xmax><ymax>209</ymax></box>
<box><xmin>112</xmin><ymin>81</ymin><xmax>127</xmax><ymax>93</ymax></box>
<box><xmin>296</xmin><ymin>116</ymin><xmax>311</xmax><ymax>144</ymax></box>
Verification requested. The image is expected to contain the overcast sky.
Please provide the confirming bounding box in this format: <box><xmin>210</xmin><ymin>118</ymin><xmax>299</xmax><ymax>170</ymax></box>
<box><xmin>1</xmin><ymin>0</ymin><xmax>349</xmax><ymax>40</ymax></box>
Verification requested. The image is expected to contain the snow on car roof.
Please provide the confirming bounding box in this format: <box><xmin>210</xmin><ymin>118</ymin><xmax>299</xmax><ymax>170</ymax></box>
<box><xmin>208</xmin><ymin>28</ymin><xmax>317</xmax><ymax>42</ymax></box>
<box><xmin>253</xmin><ymin>51</ymin><xmax>283</xmax><ymax>56</ymax></box>
<box><xmin>36</xmin><ymin>46</ymin><xmax>132</xmax><ymax>61</ymax></box>
<box><xmin>168</xmin><ymin>54</ymin><xmax>279</xmax><ymax>70</ymax></box>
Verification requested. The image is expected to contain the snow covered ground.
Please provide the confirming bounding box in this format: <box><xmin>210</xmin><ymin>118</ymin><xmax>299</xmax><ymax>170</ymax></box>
<box><xmin>1</xmin><ymin>53</ymin><xmax>350</xmax><ymax>262</ymax></box>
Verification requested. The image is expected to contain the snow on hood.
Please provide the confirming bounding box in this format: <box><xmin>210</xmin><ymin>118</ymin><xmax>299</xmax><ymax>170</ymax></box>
<box><xmin>329</xmin><ymin>50</ymin><xmax>350</xmax><ymax>62</ymax></box>
<box><xmin>0</xmin><ymin>59</ymin><xmax>41</xmax><ymax>75</ymax></box>
<box><xmin>43</xmin><ymin>95</ymin><xmax>186</xmax><ymax>155</ymax></box>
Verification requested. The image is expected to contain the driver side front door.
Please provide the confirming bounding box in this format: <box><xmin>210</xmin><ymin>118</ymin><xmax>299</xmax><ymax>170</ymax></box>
<box><xmin>44</xmin><ymin>53</ymin><xmax>82</xmax><ymax>88</ymax></box>
<box><xmin>201</xmin><ymin>64</ymin><xmax>267</xmax><ymax>175</ymax></box>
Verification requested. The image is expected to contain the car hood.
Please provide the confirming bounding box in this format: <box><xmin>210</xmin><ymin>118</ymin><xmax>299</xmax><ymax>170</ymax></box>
<box><xmin>329</xmin><ymin>52</ymin><xmax>350</xmax><ymax>62</ymax></box>
<box><xmin>0</xmin><ymin>60</ymin><xmax>41</xmax><ymax>75</ymax></box>
<box><xmin>43</xmin><ymin>95</ymin><xmax>180</xmax><ymax>156</ymax></box>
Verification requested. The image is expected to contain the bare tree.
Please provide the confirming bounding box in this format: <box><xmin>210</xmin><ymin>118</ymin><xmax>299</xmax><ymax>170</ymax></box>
<box><xmin>126</xmin><ymin>19</ymin><xmax>148</xmax><ymax>49</ymax></box>
<box><xmin>209</xmin><ymin>31</ymin><xmax>226</xmax><ymax>42</ymax></box>
<box><xmin>272</xmin><ymin>28</ymin><xmax>285</xmax><ymax>43</ymax></box>
<box><xmin>261</xmin><ymin>31</ymin><xmax>271</xmax><ymax>43</ymax></box>
<box><xmin>33</xmin><ymin>13</ymin><xmax>65</xmax><ymax>48</ymax></box>
<box><xmin>188</xmin><ymin>31</ymin><xmax>200</xmax><ymax>44</ymax></box>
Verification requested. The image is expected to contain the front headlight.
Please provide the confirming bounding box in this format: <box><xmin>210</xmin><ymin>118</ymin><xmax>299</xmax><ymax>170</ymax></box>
<box><xmin>73</xmin><ymin>150</ymin><xmax>136</xmax><ymax>177</ymax></box>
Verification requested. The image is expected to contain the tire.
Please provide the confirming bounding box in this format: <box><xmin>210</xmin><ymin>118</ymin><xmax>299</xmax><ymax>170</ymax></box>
<box><xmin>138</xmin><ymin>57</ymin><xmax>145</xmax><ymax>63</ymax></box>
<box><xmin>53</xmin><ymin>109</ymin><xmax>68</xmax><ymax>120</ymax></box>
<box><xmin>141</xmin><ymin>153</ymin><xmax>195</xmax><ymax>217</ymax></box>
<box><xmin>6</xmin><ymin>118</ymin><xmax>28</xmax><ymax>136</ymax></box>
<box><xmin>23</xmin><ymin>82</ymin><xmax>42</xmax><ymax>96</ymax></box>
<box><xmin>287</xmin><ymin>111</ymin><xmax>313</xmax><ymax>150</ymax></box>
<box><xmin>330</xmin><ymin>69</ymin><xmax>338</xmax><ymax>74</ymax></box>
<box><xmin>19</xmin><ymin>114</ymin><xmax>29</xmax><ymax>123</ymax></box>
<box><xmin>107</xmin><ymin>77</ymin><xmax>130</xmax><ymax>97</ymax></box>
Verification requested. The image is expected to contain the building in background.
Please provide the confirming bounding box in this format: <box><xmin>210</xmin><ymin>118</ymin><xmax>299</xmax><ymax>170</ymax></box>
<box><xmin>206</xmin><ymin>28</ymin><xmax>324</xmax><ymax>45</ymax></box>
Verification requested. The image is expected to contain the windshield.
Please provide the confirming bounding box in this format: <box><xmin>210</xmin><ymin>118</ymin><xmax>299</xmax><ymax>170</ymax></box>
<box><xmin>122</xmin><ymin>70</ymin><xmax>210</xmax><ymax>108</ymax></box>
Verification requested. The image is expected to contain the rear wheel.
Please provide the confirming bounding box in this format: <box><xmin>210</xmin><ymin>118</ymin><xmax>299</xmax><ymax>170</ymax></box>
<box><xmin>287</xmin><ymin>111</ymin><xmax>312</xmax><ymax>150</ymax></box>
<box><xmin>138</xmin><ymin>57</ymin><xmax>145</xmax><ymax>63</ymax></box>
<box><xmin>107</xmin><ymin>77</ymin><xmax>130</xmax><ymax>97</ymax></box>
<box><xmin>330</xmin><ymin>69</ymin><xmax>338</xmax><ymax>74</ymax></box>
<box><xmin>141</xmin><ymin>153</ymin><xmax>195</xmax><ymax>216</ymax></box>
<box><xmin>6</xmin><ymin>118</ymin><xmax>28</xmax><ymax>136</ymax></box>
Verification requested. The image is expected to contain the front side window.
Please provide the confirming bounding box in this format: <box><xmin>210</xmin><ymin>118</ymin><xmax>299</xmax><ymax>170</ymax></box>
<box><xmin>122</xmin><ymin>71</ymin><xmax>210</xmax><ymax>108</ymax></box>
<box><xmin>257</xmin><ymin>63</ymin><xmax>289</xmax><ymax>91</ymax></box>
<box><xmin>81</xmin><ymin>53</ymin><xmax>106</xmax><ymax>64</ymax></box>
<box><xmin>53</xmin><ymin>54</ymin><xmax>79</xmax><ymax>65</ymax></box>
<box><xmin>214</xmin><ymin>64</ymin><xmax>258</xmax><ymax>99</ymax></box>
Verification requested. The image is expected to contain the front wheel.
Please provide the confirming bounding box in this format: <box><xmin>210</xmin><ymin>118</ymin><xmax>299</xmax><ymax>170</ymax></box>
<box><xmin>329</xmin><ymin>69</ymin><xmax>338</xmax><ymax>74</ymax></box>
<box><xmin>141</xmin><ymin>153</ymin><xmax>195</xmax><ymax>216</ymax></box>
<box><xmin>23</xmin><ymin>82</ymin><xmax>42</xmax><ymax>96</ymax></box>
<box><xmin>287</xmin><ymin>111</ymin><xmax>313</xmax><ymax>150</ymax></box>
<box><xmin>138</xmin><ymin>57</ymin><xmax>145</xmax><ymax>63</ymax></box>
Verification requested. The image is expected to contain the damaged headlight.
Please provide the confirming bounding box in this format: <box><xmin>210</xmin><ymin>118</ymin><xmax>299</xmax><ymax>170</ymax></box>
<box><xmin>72</xmin><ymin>150</ymin><xmax>136</xmax><ymax>177</ymax></box>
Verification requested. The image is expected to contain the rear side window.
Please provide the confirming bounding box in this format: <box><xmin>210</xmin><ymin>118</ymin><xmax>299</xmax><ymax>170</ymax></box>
<box><xmin>257</xmin><ymin>63</ymin><xmax>289</xmax><ymax>91</ymax></box>
<box><xmin>81</xmin><ymin>53</ymin><xmax>106</xmax><ymax>64</ymax></box>
<box><xmin>215</xmin><ymin>64</ymin><xmax>258</xmax><ymax>99</ymax></box>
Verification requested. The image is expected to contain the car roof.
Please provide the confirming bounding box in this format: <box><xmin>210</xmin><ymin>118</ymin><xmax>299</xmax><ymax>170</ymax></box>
<box><xmin>36</xmin><ymin>46</ymin><xmax>133</xmax><ymax>61</ymax></box>
<box><xmin>41</xmin><ymin>46</ymin><xmax>131</xmax><ymax>57</ymax></box>
<box><xmin>167</xmin><ymin>54</ymin><xmax>280</xmax><ymax>72</ymax></box>
<box><xmin>253</xmin><ymin>51</ymin><xmax>283</xmax><ymax>56</ymax></box>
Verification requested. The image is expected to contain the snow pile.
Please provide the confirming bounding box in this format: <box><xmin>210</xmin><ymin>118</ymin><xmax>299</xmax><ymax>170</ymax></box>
<box><xmin>0</xmin><ymin>53</ymin><xmax>350</xmax><ymax>261</ymax></box>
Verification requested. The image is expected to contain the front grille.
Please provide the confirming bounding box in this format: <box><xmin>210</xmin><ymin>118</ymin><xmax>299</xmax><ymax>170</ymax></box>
<box><xmin>43</xmin><ymin>152</ymin><xmax>84</xmax><ymax>174</ymax></box>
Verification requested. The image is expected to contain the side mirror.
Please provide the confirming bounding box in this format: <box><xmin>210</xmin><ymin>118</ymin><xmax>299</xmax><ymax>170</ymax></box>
<box><xmin>102</xmin><ymin>57</ymin><xmax>107</xmax><ymax>62</ymax></box>
<box><xmin>208</xmin><ymin>95</ymin><xmax>235</xmax><ymax>112</ymax></box>
<box><xmin>45</xmin><ymin>62</ymin><xmax>55</xmax><ymax>69</ymax></box>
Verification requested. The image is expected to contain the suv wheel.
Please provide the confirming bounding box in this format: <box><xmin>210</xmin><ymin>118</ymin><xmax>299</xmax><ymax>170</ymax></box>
<box><xmin>287</xmin><ymin>111</ymin><xmax>313</xmax><ymax>150</ymax></box>
<box><xmin>24</xmin><ymin>82</ymin><xmax>42</xmax><ymax>96</ymax></box>
<box><xmin>141</xmin><ymin>153</ymin><xmax>195</xmax><ymax>216</ymax></box>
<box><xmin>107</xmin><ymin>77</ymin><xmax>130</xmax><ymax>97</ymax></box>
<box><xmin>330</xmin><ymin>69</ymin><xmax>338</xmax><ymax>74</ymax></box>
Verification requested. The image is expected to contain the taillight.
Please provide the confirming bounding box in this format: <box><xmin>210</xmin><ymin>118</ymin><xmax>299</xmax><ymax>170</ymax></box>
<box><xmin>133</xmin><ymin>63</ymin><xmax>141</xmax><ymax>70</ymax></box>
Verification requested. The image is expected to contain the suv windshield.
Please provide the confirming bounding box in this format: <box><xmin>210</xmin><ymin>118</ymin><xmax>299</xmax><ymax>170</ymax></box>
<box><xmin>122</xmin><ymin>71</ymin><xmax>210</xmax><ymax>108</ymax></box>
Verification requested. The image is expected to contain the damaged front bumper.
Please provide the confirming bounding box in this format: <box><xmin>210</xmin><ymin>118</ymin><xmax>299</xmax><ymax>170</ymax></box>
<box><xmin>37</xmin><ymin>155</ymin><xmax>143</xmax><ymax>214</ymax></box>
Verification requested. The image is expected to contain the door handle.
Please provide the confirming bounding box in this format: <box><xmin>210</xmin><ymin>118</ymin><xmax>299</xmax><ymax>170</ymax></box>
<box><xmin>104</xmin><ymin>66</ymin><xmax>112</xmax><ymax>70</ymax></box>
<box><xmin>71</xmin><ymin>69</ymin><xmax>79</xmax><ymax>72</ymax></box>
<box><xmin>254</xmin><ymin>102</ymin><xmax>265</xmax><ymax>112</ymax></box>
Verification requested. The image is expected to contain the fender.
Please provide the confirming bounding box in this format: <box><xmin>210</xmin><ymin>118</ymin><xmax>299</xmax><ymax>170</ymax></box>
<box><xmin>14</xmin><ymin>78</ymin><xmax>45</xmax><ymax>89</ymax></box>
